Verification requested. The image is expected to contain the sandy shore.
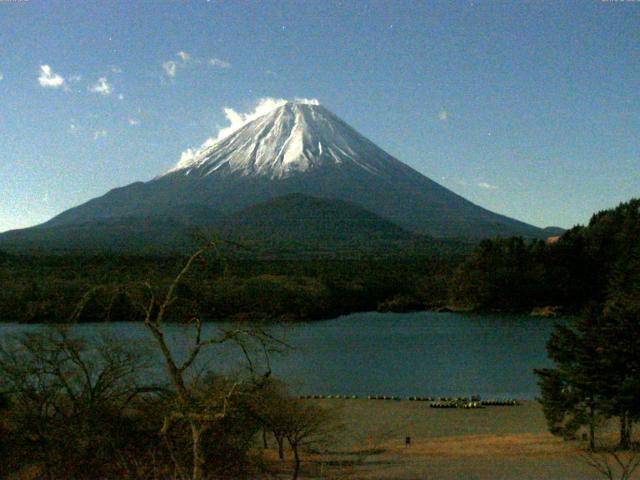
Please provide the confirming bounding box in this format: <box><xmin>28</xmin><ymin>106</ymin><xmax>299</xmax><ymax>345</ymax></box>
<box><xmin>288</xmin><ymin>399</ymin><xmax>627</xmax><ymax>479</ymax></box>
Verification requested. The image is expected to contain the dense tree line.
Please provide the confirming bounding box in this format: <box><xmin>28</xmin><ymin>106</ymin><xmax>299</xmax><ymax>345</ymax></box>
<box><xmin>450</xmin><ymin>199</ymin><xmax>640</xmax><ymax>313</ymax></box>
<box><xmin>0</xmin><ymin>253</ymin><xmax>455</xmax><ymax>324</ymax></box>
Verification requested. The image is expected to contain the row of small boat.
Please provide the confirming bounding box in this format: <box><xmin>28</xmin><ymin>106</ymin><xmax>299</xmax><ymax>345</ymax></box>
<box><xmin>297</xmin><ymin>394</ymin><xmax>520</xmax><ymax>406</ymax></box>
<box><xmin>430</xmin><ymin>400</ymin><xmax>483</xmax><ymax>409</ymax></box>
<box><xmin>299</xmin><ymin>394</ymin><xmax>359</xmax><ymax>400</ymax></box>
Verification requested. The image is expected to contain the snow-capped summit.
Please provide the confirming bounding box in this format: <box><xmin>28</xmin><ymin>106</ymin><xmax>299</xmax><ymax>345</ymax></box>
<box><xmin>164</xmin><ymin>100</ymin><xmax>402</xmax><ymax>179</ymax></box>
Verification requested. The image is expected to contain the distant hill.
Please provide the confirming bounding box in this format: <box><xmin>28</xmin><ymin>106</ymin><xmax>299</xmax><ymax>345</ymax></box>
<box><xmin>220</xmin><ymin>193</ymin><xmax>433</xmax><ymax>255</ymax></box>
<box><xmin>0</xmin><ymin>216</ymin><xmax>205</xmax><ymax>254</ymax></box>
<box><xmin>0</xmin><ymin>194</ymin><xmax>465</xmax><ymax>257</ymax></box>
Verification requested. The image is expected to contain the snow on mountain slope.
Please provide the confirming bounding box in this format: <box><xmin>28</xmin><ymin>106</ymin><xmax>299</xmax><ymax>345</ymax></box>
<box><xmin>164</xmin><ymin>100</ymin><xmax>403</xmax><ymax>179</ymax></box>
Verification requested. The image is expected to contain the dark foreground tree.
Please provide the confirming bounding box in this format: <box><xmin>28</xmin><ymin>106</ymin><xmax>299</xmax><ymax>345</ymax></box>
<box><xmin>0</xmin><ymin>327</ymin><xmax>160</xmax><ymax>479</ymax></box>
<box><xmin>536</xmin><ymin>303</ymin><xmax>640</xmax><ymax>450</ymax></box>
<box><xmin>535</xmin><ymin>318</ymin><xmax>607</xmax><ymax>450</ymax></box>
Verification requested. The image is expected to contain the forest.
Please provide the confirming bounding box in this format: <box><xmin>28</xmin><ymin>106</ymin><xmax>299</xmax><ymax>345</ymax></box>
<box><xmin>0</xmin><ymin>198</ymin><xmax>638</xmax><ymax>324</ymax></box>
<box><xmin>450</xmin><ymin>198</ymin><xmax>640</xmax><ymax>314</ymax></box>
<box><xmin>0</xmin><ymin>252</ymin><xmax>456</xmax><ymax>324</ymax></box>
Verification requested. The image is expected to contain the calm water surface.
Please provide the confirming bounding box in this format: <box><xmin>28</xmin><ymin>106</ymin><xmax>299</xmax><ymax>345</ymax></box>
<box><xmin>0</xmin><ymin>311</ymin><xmax>561</xmax><ymax>399</ymax></box>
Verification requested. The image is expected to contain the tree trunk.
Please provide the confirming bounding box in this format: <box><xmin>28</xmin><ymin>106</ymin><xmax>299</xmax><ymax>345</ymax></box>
<box><xmin>262</xmin><ymin>427</ymin><xmax>268</xmax><ymax>449</ymax></box>
<box><xmin>276</xmin><ymin>434</ymin><xmax>285</xmax><ymax>460</ymax></box>
<box><xmin>619</xmin><ymin>411</ymin><xmax>631</xmax><ymax>450</ymax></box>
<box><xmin>192</xmin><ymin>423</ymin><xmax>205</xmax><ymax>480</ymax></box>
<box><xmin>292</xmin><ymin>443</ymin><xmax>300</xmax><ymax>480</ymax></box>
<box><xmin>589</xmin><ymin>404</ymin><xmax>596</xmax><ymax>451</ymax></box>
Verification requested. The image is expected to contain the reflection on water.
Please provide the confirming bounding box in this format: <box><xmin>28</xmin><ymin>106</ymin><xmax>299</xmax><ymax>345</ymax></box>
<box><xmin>0</xmin><ymin>311</ymin><xmax>561</xmax><ymax>399</ymax></box>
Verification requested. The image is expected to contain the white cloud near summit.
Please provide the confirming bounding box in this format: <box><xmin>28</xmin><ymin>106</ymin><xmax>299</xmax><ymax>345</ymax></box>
<box><xmin>38</xmin><ymin>65</ymin><xmax>65</xmax><ymax>88</ymax></box>
<box><xmin>216</xmin><ymin>97</ymin><xmax>288</xmax><ymax>142</ymax></box>
<box><xmin>217</xmin><ymin>97</ymin><xmax>319</xmax><ymax>141</ymax></box>
<box><xmin>173</xmin><ymin>97</ymin><xmax>320</xmax><ymax>172</ymax></box>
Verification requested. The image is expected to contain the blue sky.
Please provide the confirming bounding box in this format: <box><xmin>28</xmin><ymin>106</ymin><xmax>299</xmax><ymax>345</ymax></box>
<box><xmin>0</xmin><ymin>0</ymin><xmax>638</xmax><ymax>233</ymax></box>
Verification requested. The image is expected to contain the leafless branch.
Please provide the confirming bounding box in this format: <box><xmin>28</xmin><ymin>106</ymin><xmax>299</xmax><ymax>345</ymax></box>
<box><xmin>580</xmin><ymin>450</ymin><xmax>640</xmax><ymax>480</ymax></box>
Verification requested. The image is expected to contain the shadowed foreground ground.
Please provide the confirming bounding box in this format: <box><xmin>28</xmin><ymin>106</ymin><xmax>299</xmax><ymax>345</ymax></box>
<box><xmin>284</xmin><ymin>400</ymin><xmax>627</xmax><ymax>479</ymax></box>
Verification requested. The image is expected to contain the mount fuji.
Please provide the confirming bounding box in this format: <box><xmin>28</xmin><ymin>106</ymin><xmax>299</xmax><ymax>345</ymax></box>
<box><xmin>1</xmin><ymin>100</ymin><xmax>544</xmax><ymax>253</ymax></box>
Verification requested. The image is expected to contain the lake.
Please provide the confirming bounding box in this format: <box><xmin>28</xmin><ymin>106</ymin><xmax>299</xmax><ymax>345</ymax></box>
<box><xmin>0</xmin><ymin>311</ymin><xmax>561</xmax><ymax>400</ymax></box>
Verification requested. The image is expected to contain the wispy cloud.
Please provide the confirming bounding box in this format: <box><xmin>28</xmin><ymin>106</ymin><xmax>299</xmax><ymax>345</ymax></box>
<box><xmin>111</xmin><ymin>66</ymin><xmax>122</xmax><ymax>74</ymax></box>
<box><xmin>93</xmin><ymin>129</ymin><xmax>108</xmax><ymax>140</ymax></box>
<box><xmin>164</xmin><ymin>52</ymin><xmax>231</xmax><ymax>79</ymax></box>
<box><xmin>438</xmin><ymin>109</ymin><xmax>448</xmax><ymax>121</ymax></box>
<box><xmin>129</xmin><ymin>118</ymin><xmax>140</xmax><ymax>126</ymax></box>
<box><xmin>478</xmin><ymin>182</ymin><xmax>497</xmax><ymax>190</ymax></box>
<box><xmin>162</xmin><ymin>60</ymin><xmax>177</xmax><ymax>78</ymax></box>
<box><xmin>38</xmin><ymin>65</ymin><xmax>65</xmax><ymax>88</ymax></box>
<box><xmin>0</xmin><ymin>72</ymin><xmax>4</xmax><ymax>81</ymax></box>
<box><xmin>162</xmin><ymin>51</ymin><xmax>192</xmax><ymax>78</ymax></box>
<box><xmin>90</xmin><ymin>77</ymin><xmax>113</xmax><ymax>96</ymax></box>
<box><xmin>118</xmin><ymin>93</ymin><xmax>125</xmax><ymax>101</ymax></box>
<box><xmin>209</xmin><ymin>57</ymin><xmax>231</xmax><ymax>69</ymax></box>
<box><xmin>68</xmin><ymin>74</ymin><xmax>82</xmax><ymax>83</ymax></box>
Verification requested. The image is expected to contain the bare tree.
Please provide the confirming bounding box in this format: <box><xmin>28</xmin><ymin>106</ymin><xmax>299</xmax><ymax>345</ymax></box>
<box><xmin>249</xmin><ymin>378</ymin><xmax>290</xmax><ymax>461</ymax></box>
<box><xmin>128</xmin><ymin>242</ymin><xmax>285</xmax><ymax>480</ymax></box>
<box><xmin>580</xmin><ymin>450</ymin><xmax>640</xmax><ymax>480</ymax></box>
<box><xmin>249</xmin><ymin>379</ymin><xmax>340</xmax><ymax>480</ymax></box>
<box><xmin>283</xmin><ymin>401</ymin><xmax>338</xmax><ymax>480</ymax></box>
<box><xmin>69</xmin><ymin>241</ymin><xmax>297</xmax><ymax>479</ymax></box>
<box><xmin>0</xmin><ymin>327</ymin><xmax>157</xmax><ymax>479</ymax></box>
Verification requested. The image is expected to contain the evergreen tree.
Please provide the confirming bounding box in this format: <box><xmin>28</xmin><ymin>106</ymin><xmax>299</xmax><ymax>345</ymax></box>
<box><xmin>536</xmin><ymin>248</ymin><xmax>640</xmax><ymax>450</ymax></box>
